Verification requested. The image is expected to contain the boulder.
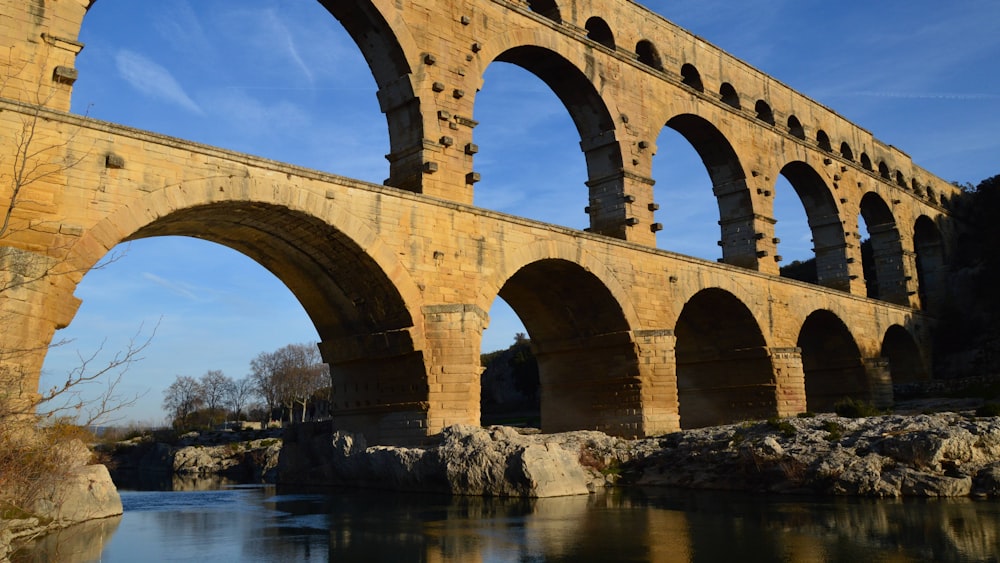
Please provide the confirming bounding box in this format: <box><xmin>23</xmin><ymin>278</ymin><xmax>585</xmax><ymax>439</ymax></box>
<box><xmin>28</xmin><ymin>464</ymin><xmax>123</xmax><ymax>524</ymax></box>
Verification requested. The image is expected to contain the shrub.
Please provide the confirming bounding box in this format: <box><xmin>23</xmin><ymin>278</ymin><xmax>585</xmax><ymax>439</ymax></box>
<box><xmin>766</xmin><ymin>418</ymin><xmax>797</xmax><ymax>437</ymax></box>
<box><xmin>822</xmin><ymin>420</ymin><xmax>844</xmax><ymax>442</ymax></box>
<box><xmin>834</xmin><ymin>398</ymin><xmax>881</xmax><ymax>418</ymax></box>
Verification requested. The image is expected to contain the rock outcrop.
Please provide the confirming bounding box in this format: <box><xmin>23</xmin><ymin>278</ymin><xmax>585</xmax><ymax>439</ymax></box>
<box><xmin>280</xmin><ymin>424</ymin><xmax>613</xmax><ymax>497</ymax></box>
<box><xmin>632</xmin><ymin>412</ymin><xmax>1000</xmax><ymax>497</ymax></box>
<box><xmin>106</xmin><ymin>430</ymin><xmax>283</xmax><ymax>484</ymax></box>
<box><xmin>280</xmin><ymin>413</ymin><xmax>1000</xmax><ymax>499</ymax></box>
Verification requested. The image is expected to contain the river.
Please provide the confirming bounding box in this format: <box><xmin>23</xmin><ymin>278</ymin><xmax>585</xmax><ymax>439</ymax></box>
<box><xmin>13</xmin><ymin>481</ymin><xmax>1000</xmax><ymax>562</ymax></box>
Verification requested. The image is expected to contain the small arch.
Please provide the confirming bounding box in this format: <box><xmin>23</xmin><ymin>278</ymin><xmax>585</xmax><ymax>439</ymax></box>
<box><xmin>881</xmin><ymin>326</ymin><xmax>929</xmax><ymax>383</ymax></box>
<box><xmin>526</xmin><ymin>0</ymin><xmax>561</xmax><ymax>23</ymax></box>
<box><xmin>680</xmin><ymin>63</ymin><xmax>704</xmax><ymax>92</ymax></box>
<box><xmin>798</xmin><ymin>310</ymin><xmax>869</xmax><ymax>412</ymax></box>
<box><xmin>911</xmin><ymin>179</ymin><xmax>920</xmax><ymax>192</ymax></box>
<box><xmin>840</xmin><ymin>142</ymin><xmax>854</xmax><ymax>161</ymax></box>
<box><xmin>895</xmin><ymin>171</ymin><xmax>906</xmax><ymax>188</ymax></box>
<box><xmin>861</xmin><ymin>153</ymin><xmax>873</xmax><ymax>171</ymax></box>
<box><xmin>816</xmin><ymin>130</ymin><xmax>832</xmax><ymax>152</ymax></box>
<box><xmin>755</xmin><ymin>100</ymin><xmax>775</xmax><ymax>125</ymax></box>
<box><xmin>636</xmin><ymin>40</ymin><xmax>663</xmax><ymax>71</ymax></box>
<box><xmin>787</xmin><ymin>115</ymin><xmax>805</xmax><ymax>139</ymax></box>
<box><xmin>584</xmin><ymin>17</ymin><xmax>615</xmax><ymax>48</ymax></box>
<box><xmin>878</xmin><ymin>161</ymin><xmax>891</xmax><ymax>180</ymax></box>
<box><xmin>719</xmin><ymin>83</ymin><xmax>740</xmax><ymax>109</ymax></box>
<box><xmin>675</xmin><ymin>289</ymin><xmax>775</xmax><ymax>429</ymax></box>
<box><xmin>914</xmin><ymin>215</ymin><xmax>947</xmax><ymax>311</ymax></box>
<box><xmin>926</xmin><ymin>186</ymin><xmax>937</xmax><ymax>204</ymax></box>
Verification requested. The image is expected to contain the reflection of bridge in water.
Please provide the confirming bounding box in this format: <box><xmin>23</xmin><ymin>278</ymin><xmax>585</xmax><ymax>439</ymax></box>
<box><xmin>1</xmin><ymin>0</ymin><xmax>959</xmax><ymax>443</ymax></box>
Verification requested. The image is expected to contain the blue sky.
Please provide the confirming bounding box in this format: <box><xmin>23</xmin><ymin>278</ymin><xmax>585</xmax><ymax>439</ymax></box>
<box><xmin>39</xmin><ymin>0</ymin><xmax>1000</xmax><ymax>425</ymax></box>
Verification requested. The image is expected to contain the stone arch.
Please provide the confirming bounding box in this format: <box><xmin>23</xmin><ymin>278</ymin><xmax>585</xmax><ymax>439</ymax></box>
<box><xmin>719</xmin><ymin>82</ymin><xmax>740</xmax><ymax>109</ymax></box>
<box><xmin>861</xmin><ymin>153</ymin><xmax>873</xmax><ymax>171</ymax></box>
<box><xmin>881</xmin><ymin>325</ymin><xmax>929</xmax><ymax>384</ymax></box>
<box><xmin>914</xmin><ymin>215</ymin><xmax>947</xmax><ymax>311</ymax></box>
<box><xmin>61</xmin><ymin>184</ymin><xmax>429</xmax><ymax>441</ymax></box>
<box><xmin>895</xmin><ymin>171</ymin><xmax>907</xmax><ymax>188</ymax></box>
<box><xmin>636</xmin><ymin>40</ymin><xmax>664</xmax><ymax>71</ymax></box>
<box><xmin>660</xmin><ymin>113</ymin><xmax>755</xmax><ymax>268</ymax></box>
<box><xmin>878</xmin><ymin>161</ymin><xmax>891</xmax><ymax>180</ymax></box>
<box><xmin>755</xmin><ymin>100</ymin><xmax>775</xmax><ymax>125</ymax></box>
<box><xmin>859</xmin><ymin>192</ymin><xmax>907</xmax><ymax>304</ymax></box>
<box><xmin>320</xmin><ymin>2</ymin><xmax>424</xmax><ymax>192</ymax></box>
<box><xmin>840</xmin><ymin>142</ymin><xmax>854</xmax><ymax>161</ymax></box>
<box><xmin>816</xmin><ymin>130</ymin><xmax>832</xmax><ymax>152</ymax></box>
<box><xmin>681</xmin><ymin>63</ymin><xmax>704</xmax><ymax>92</ymax></box>
<box><xmin>675</xmin><ymin>288</ymin><xmax>776</xmax><ymax>428</ymax></box>
<box><xmin>526</xmin><ymin>0</ymin><xmax>562</xmax><ymax>23</ymax></box>
<box><xmin>485</xmin><ymin>45</ymin><xmax>621</xmax><ymax>233</ymax></box>
<box><xmin>798</xmin><ymin>310</ymin><xmax>869</xmax><ymax>412</ymax></box>
<box><xmin>491</xmin><ymin>258</ymin><xmax>640</xmax><ymax>434</ymax></box>
<box><xmin>787</xmin><ymin>115</ymin><xmax>805</xmax><ymax>139</ymax></box>
<box><xmin>779</xmin><ymin>161</ymin><xmax>849</xmax><ymax>290</ymax></box>
<box><xmin>585</xmin><ymin>17</ymin><xmax>615</xmax><ymax>48</ymax></box>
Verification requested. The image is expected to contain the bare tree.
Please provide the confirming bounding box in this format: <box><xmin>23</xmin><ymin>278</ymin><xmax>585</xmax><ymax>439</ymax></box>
<box><xmin>249</xmin><ymin>343</ymin><xmax>328</xmax><ymax>423</ymax></box>
<box><xmin>162</xmin><ymin>376</ymin><xmax>204</xmax><ymax>429</ymax></box>
<box><xmin>226</xmin><ymin>376</ymin><xmax>256</xmax><ymax>422</ymax></box>
<box><xmin>250</xmin><ymin>350</ymin><xmax>283</xmax><ymax>423</ymax></box>
<box><xmin>199</xmin><ymin>369</ymin><xmax>232</xmax><ymax>426</ymax></box>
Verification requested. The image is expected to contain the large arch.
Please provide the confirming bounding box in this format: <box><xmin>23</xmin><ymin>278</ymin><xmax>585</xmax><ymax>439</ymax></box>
<box><xmin>797</xmin><ymin>310</ymin><xmax>869</xmax><ymax>411</ymax></box>
<box><xmin>914</xmin><ymin>215</ymin><xmax>947</xmax><ymax>311</ymax></box>
<box><xmin>881</xmin><ymin>325</ymin><xmax>929</xmax><ymax>384</ymax></box>
<box><xmin>675</xmin><ymin>288</ymin><xmax>775</xmax><ymax>428</ymax></box>
<box><xmin>317</xmin><ymin>1</ymin><xmax>424</xmax><ymax>192</ymax></box>
<box><xmin>483</xmin><ymin>45</ymin><xmax>622</xmax><ymax>237</ymax></box>
<box><xmin>493</xmin><ymin>259</ymin><xmax>640</xmax><ymax>435</ymax></box>
<box><xmin>779</xmin><ymin>162</ymin><xmax>849</xmax><ymax>291</ymax></box>
<box><xmin>659</xmin><ymin>114</ymin><xmax>755</xmax><ymax>268</ymax></box>
<box><xmin>60</xmin><ymin>185</ymin><xmax>429</xmax><ymax>443</ymax></box>
<box><xmin>859</xmin><ymin>192</ymin><xmax>906</xmax><ymax>304</ymax></box>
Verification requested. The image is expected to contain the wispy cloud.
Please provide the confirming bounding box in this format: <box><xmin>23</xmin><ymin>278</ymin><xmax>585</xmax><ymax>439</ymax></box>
<box><xmin>115</xmin><ymin>50</ymin><xmax>202</xmax><ymax>114</ymax></box>
<box><xmin>141</xmin><ymin>272</ymin><xmax>203</xmax><ymax>301</ymax></box>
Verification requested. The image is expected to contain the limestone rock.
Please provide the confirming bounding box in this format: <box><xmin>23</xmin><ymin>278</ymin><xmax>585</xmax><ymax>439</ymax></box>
<box><xmin>28</xmin><ymin>464</ymin><xmax>123</xmax><ymax>524</ymax></box>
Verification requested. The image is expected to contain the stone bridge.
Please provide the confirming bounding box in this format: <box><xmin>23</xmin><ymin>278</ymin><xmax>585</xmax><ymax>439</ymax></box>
<box><xmin>1</xmin><ymin>0</ymin><xmax>960</xmax><ymax>443</ymax></box>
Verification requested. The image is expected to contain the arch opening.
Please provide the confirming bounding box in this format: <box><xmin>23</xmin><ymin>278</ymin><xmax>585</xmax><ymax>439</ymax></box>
<box><xmin>840</xmin><ymin>142</ymin><xmax>854</xmax><ymax>161</ymax></box>
<box><xmin>636</xmin><ymin>40</ymin><xmax>664</xmax><ymax>71</ymax></box>
<box><xmin>492</xmin><ymin>259</ymin><xmax>638</xmax><ymax>434</ymax></box>
<box><xmin>914</xmin><ymin>215</ymin><xmax>947</xmax><ymax>311</ymax></box>
<box><xmin>75</xmin><ymin>1</ymin><xmax>391</xmax><ymax>184</ymax></box>
<box><xmin>778</xmin><ymin>162</ymin><xmax>849</xmax><ymax>290</ymax></box>
<box><xmin>798</xmin><ymin>310</ymin><xmax>869</xmax><ymax>412</ymax></box>
<box><xmin>816</xmin><ymin>130</ymin><xmax>832</xmax><ymax>152</ymax></box>
<box><xmin>475</xmin><ymin>46</ymin><xmax>618</xmax><ymax>230</ymax></box>
<box><xmin>881</xmin><ymin>325</ymin><xmax>929</xmax><ymax>384</ymax></box>
<box><xmin>585</xmin><ymin>17</ymin><xmax>615</xmax><ymax>48</ymax></box>
<box><xmin>526</xmin><ymin>0</ymin><xmax>562</xmax><ymax>23</ymax></box>
<box><xmin>859</xmin><ymin>192</ymin><xmax>906</xmax><ymax>304</ymax></box>
<box><xmin>787</xmin><ymin>115</ymin><xmax>805</xmax><ymax>139</ymax></box>
<box><xmin>681</xmin><ymin>63</ymin><xmax>704</xmax><ymax>92</ymax></box>
<box><xmin>656</xmin><ymin>114</ymin><xmax>753</xmax><ymax>267</ymax></box>
<box><xmin>755</xmin><ymin>100</ymin><xmax>775</xmax><ymax>126</ymax></box>
<box><xmin>675</xmin><ymin>289</ymin><xmax>776</xmax><ymax>428</ymax></box>
<box><xmin>720</xmin><ymin>83</ymin><xmax>740</xmax><ymax>109</ymax></box>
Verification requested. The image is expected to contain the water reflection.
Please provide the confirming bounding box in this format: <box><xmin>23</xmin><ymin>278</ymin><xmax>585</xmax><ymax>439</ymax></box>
<box><xmin>15</xmin><ymin>486</ymin><xmax>1000</xmax><ymax>562</ymax></box>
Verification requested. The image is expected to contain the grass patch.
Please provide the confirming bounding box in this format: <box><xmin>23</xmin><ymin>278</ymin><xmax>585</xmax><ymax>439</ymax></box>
<box><xmin>766</xmin><ymin>418</ymin><xmax>797</xmax><ymax>437</ymax></box>
<box><xmin>822</xmin><ymin>420</ymin><xmax>844</xmax><ymax>442</ymax></box>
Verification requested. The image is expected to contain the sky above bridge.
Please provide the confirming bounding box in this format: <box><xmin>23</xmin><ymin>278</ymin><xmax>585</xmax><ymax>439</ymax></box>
<box><xmin>40</xmin><ymin>0</ymin><xmax>1000</xmax><ymax>426</ymax></box>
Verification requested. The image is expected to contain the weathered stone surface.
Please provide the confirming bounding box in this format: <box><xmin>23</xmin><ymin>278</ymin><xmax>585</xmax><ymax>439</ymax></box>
<box><xmin>28</xmin><ymin>464</ymin><xmax>123</xmax><ymax>524</ymax></box>
<box><xmin>281</xmin><ymin>424</ymin><xmax>594</xmax><ymax>497</ymax></box>
<box><xmin>632</xmin><ymin>412</ymin><xmax>1000</xmax><ymax>498</ymax></box>
<box><xmin>107</xmin><ymin>431</ymin><xmax>283</xmax><ymax>483</ymax></box>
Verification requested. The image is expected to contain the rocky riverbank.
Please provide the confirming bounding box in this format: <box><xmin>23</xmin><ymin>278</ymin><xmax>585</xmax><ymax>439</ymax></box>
<box><xmin>280</xmin><ymin>411</ymin><xmax>1000</xmax><ymax>498</ymax></box>
<box><xmin>103</xmin><ymin>429</ymin><xmax>283</xmax><ymax>485</ymax></box>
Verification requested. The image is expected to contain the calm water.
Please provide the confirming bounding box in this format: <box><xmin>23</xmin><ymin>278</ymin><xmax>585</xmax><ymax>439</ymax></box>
<box><xmin>14</xmin><ymin>481</ymin><xmax>1000</xmax><ymax>562</ymax></box>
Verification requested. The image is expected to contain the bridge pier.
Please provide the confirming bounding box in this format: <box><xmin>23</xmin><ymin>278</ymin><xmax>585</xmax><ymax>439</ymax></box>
<box><xmin>634</xmin><ymin>329</ymin><xmax>680</xmax><ymax>435</ymax></box>
<box><xmin>420</xmin><ymin>304</ymin><xmax>487</xmax><ymax>434</ymax></box>
<box><xmin>771</xmin><ymin>347</ymin><xmax>807</xmax><ymax>418</ymax></box>
<box><xmin>864</xmin><ymin>357</ymin><xmax>894</xmax><ymax>409</ymax></box>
